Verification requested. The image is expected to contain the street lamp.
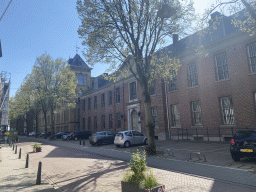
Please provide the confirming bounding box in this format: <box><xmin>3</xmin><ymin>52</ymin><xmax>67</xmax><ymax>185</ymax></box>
<box><xmin>157</xmin><ymin>0</ymin><xmax>177</xmax><ymax>19</ymax></box>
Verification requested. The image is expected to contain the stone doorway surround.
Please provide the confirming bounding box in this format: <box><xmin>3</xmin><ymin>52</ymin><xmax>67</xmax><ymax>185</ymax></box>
<box><xmin>127</xmin><ymin>103</ymin><xmax>141</xmax><ymax>132</ymax></box>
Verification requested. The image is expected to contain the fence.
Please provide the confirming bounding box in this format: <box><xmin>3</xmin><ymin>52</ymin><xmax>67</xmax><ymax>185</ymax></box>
<box><xmin>169</xmin><ymin>127</ymin><xmax>256</xmax><ymax>142</ymax></box>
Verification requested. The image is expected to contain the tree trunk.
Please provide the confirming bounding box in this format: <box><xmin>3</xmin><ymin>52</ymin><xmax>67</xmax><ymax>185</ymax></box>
<box><xmin>43</xmin><ymin>112</ymin><xmax>47</xmax><ymax>139</ymax></box>
<box><xmin>50</xmin><ymin>107</ymin><xmax>55</xmax><ymax>140</ymax></box>
<box><xmin>142</xmin><ymin>90</ymin><xmax>156</xmax><ymax>155</ymax></box>
<box><xmin>35</xmin><ymin>113</ymin><xmax>38</xmax><ymax>138</ymax></box>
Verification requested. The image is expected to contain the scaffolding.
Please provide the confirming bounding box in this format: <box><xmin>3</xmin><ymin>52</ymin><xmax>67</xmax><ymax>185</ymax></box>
<box><xmin>0</xmin><ymin>71</ymin><xmax>11</xmax><ymax>130</ymax></box>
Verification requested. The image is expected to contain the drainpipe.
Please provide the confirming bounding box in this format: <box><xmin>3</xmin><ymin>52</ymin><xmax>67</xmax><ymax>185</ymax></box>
<box><xmin>165</xmin><ymin>81</ymin><xmax>171</xmax><ymax>140</ymax></box>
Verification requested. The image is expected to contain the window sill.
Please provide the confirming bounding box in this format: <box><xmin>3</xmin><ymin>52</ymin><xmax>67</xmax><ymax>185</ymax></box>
<box><xmin>150</xmin><ymin>93</ymin><xmax>156</xmax><ymax>97</ymax></box>
<box><xmin>215</xmin><ymin>78</ymin><xmax>230</xmax><ymax>83</ymax></box>
<box><xmin>248</xmin><ymin>73</ymin><xmax>256</xmax><ymax>76</ymax></box>
<box><xmin>191</xmin><ymin>125</ymin><xmax>203</xmax><ymax>128</ymax></box>
<box><xmin>171</xmin><ymin>126</ymin><xmax>181</xmax><ymax>129</ymax></box>
<box><xmin>168</xmin><ymin>90</ymin><xmax>178</xmax><ymax>93</ymax></box>
<box><xmin>187</xmin><ymin>85</ymin><xmax>199</xmax><ymax>89</ymax></box>
<box><xmin>129</xmin><ymin>99</ymin><xmax>138</xmax><ymax>103</ymax></box>
<box><xmin>220</xmin><ymin>124</ymin><xmax>236</xmax><ymax>128</ymax></box>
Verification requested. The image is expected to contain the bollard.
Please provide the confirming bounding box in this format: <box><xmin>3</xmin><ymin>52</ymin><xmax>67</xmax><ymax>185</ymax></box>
<box><xmin>25</xmin><ymin>154</ymin><xmax>29</xmax><ymax>168</ymax></box>
<box><xmin>15</xmin><ymin>145</ymin><xmax>17</xmax><ymax>154</ymax></box>
<box><xmin>13</xmin><ymin>144</ymin><xmax>14</xmax><ymax>150</ymax></box>
<box><xmin>80</xmin><ymin>139</ymin><xmax>82</xmax><ymax>145</ymax></box>
<box><xmin>36</xmin><ymin>161</ymin><xmax>42</xmax><ymax>185</ymax></box>
<box><xmin>83</xmin><ymin>140</ymin><xmax>85</xmax><ymax>145</ymax></box>
<box><xmin>19</xmin><ymin>148</ymin><xmax>21</xmax><ymax>159</ymax></box>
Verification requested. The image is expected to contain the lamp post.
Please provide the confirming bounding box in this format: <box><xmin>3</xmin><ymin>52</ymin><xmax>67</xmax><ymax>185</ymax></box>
<box><xmin>157</xmin><ymin>0</ymin><xmax>177</xmax><ymax>19</ymax></box>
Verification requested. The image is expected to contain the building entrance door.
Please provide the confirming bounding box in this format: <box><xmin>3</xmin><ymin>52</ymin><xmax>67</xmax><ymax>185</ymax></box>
<box><xmin>131</xmin><ymin>110</ymin><xmax>138</xmax><ymax>131</ymax></box>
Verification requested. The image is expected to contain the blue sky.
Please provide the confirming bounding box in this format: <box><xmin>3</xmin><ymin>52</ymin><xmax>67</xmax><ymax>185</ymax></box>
<box><xmin>0</xmin><ymin>0</ymin><xmax>214</xmax><ymax>97</ymax></box>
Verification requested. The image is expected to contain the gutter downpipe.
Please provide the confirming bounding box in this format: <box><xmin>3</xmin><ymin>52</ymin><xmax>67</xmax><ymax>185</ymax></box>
<box><xmin>165</xmin><ymin>81</ymin><xmax>171</xmax><ymax>140</ymax></box>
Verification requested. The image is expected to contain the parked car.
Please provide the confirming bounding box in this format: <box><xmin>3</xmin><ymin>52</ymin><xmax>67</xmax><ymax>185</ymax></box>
<box><xmin>20</xmin><ymin>132</ymin><xmax>27</xmax><ymax>136</ymax></box>
<box><xmin>29</xmin><ymin>131</ymin><xmax>36</xmax><ymax>136</ymax></box>
<box><xmin>70</xmin><ymin>131</ymin><xmax>92</xmax><ymax>140</ymax></box>
<box><xmin>54</xmin><ymin>132</ymin><xmax>70</xmax><ymax>139</ymax></box>
<box><xmin>39</xmin><ymin>132</ymin><xmax>51</xmax><ymax>138</ymax></box>
<box><xmin>114</xmin><ymin>130</ymin><xmax>148</xmax><ymax>148</ymax></box>
<box><xmin>89</xmin><ymin>131</ymin><xmax>115</xmax><ymax>146</ymax></box>
<box><xmin>230</xmin><ymin>130</ymin><xmax>256</xmax><ymax>161</ymax></box>
<box><xmin>62</xmin><ymin>133</ymin><xmax>72</xmax><ymax>140</ymax></box>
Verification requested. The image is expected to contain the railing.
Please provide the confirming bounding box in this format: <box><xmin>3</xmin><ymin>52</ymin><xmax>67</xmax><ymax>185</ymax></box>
<box><xmin>170</xmin><ymin>127</ymin><xmax>256</xmax><ymax>142</ymax></box>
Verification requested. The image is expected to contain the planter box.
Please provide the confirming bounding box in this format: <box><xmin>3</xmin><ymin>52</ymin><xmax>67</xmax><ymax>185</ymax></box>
<box><xmin>121</xmin><ymin>181</ymin><xmax>165</xmax><ymax>192</ymax></box>
<box><xmin>33</xmin><ymin>147</ymin><xmax>42</xmax><ymax>152</ymax></box>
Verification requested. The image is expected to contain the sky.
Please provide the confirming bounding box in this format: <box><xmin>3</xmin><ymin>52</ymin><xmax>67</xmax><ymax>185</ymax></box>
<box><xmin>0</xmin><ymin>0</ymin><xmax>216</xmax><ymax>97</ymax></box>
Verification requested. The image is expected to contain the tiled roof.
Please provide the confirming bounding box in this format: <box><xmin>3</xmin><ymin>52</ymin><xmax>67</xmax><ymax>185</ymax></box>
<box><xmin>68</xmin><ymin>54</ymin><xmax>92</xmax><ymax>69</ymax></box>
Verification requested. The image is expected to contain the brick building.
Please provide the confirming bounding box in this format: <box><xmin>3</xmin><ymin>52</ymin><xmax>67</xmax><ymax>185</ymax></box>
<box><xmin>80</xmin><ymin>11</ymin><xmax>256</xmax><ymax>141</ymax></box>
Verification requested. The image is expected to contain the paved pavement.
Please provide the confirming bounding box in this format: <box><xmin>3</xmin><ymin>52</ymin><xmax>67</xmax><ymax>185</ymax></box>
<box><xmin>1</xmin><ymin>137</ymin><xmax>256</xmax><ymax>192</ymax></box>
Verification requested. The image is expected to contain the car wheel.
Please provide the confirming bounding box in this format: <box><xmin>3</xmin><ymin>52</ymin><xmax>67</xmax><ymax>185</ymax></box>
<box><xmin>231</xmin><ymin>154</ymin><xmax>240</xmax><ymax>161</ymax></box>
<box><xmin>124</xmin><ymin>141</ymin><xmax>130</xmax><ymax>148</ymax></box>
<box><xmin>75</xmin><ymin>137</ymin><xmax>78</xmax><ymax>141</ymax></box>
<box><xmin>144</xmin><ymin>139</ymin><xmax>148</xmax><ymax>145</ymax></box>
<box><xmin>97</xmin><ymin>140</ymin><xmax>102</xmax><ymax>146</ymax></box>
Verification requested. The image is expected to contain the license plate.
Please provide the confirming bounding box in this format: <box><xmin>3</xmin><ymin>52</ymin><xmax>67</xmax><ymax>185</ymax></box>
<box><xmin>116</xmin><ymin>138</ymin><xmax>120</xmax><ymax>140</ymax></box>
<box><xmin>240</xmin><ymin>149</ymin><xmax>253</xmax><ymax>152</ymax></box>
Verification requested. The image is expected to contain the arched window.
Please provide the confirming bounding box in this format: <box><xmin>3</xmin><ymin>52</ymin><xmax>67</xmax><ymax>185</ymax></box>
<box><xmin>78</xmin><ymin>74</ymin><xmax>83</xmax><ymax>85</ymax></box>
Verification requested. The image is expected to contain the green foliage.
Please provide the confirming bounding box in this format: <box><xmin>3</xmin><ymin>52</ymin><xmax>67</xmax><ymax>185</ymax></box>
<box><xmin>143</xmin><ymin>169</ymin><xmax>158</xmax><ymax>189</ymax></box>
<box><xmin>33</xmin><ymin>143</ymin><xmax>41</xmax><ymax>148</ymax></box>
<box><xmin>8</xmin><ymin>131</ymin><xmax>18</xmax><ymax>141</ymax></box>
<box><xmin>123</xmin><ymin>150</ymin><xmax>147</xmax><ymax>187</ymax></box>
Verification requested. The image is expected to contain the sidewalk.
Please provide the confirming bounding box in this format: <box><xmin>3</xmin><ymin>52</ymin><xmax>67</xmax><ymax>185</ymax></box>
<box><xmin>2</xmin><ymin>137</ymin><xmax>256</xmax><ymax>192</ymax></box>
<box><xmin>0</xmin><ymin>144</ymin><xmax>58</xmax><ymax>192</ymax></box>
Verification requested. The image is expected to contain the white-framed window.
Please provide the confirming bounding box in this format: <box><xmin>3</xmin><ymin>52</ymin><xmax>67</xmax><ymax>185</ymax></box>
<box><xmin>117</xmin><ymin>113</ymin><xmax>121</xmax><ymax>128</ymax></box>
<box><xmin>78</xmin><ymin>74</ymin><xmax>83</xmax><ymax>85</ymax></box>
<box><xmin>169</xmin><ymin>70</ymin><xmax>178</xmax><ymax>91</ymax></box>
<box><xmin>101</xmin><ymin>93</ymin><xmax>105</xmax><ymax>108</ymax></box>
<box><xmin>149</xmin><ymin>80</ymin><xmax>155</xmax><ymax>95</ymax></box>
<box><xmin>220</xmin><ymin>96</ymin><xmax>235</xmax><ymax>125</ymax></box>
<box><xmin>101</xmin><ymin>115</ymin><xmax>105</xmax><ymax>129</ymax></box>
<box><xmin>191</xmin><ymin>101</ymin><xmax>202</xmax><ymax>126</ymax></box>
<box><xmin>187</xmin><ymin>63</ymin><xmax>198</xmax><ymax>87</ymax></box>
<box><xmin>214</xmin><ymin>52</ymin><xmax>229</xmax><ymax>81</ymax></box>
<box><xmin>151</xmin><ymin>107</ymin><xmax>158</xmax><ymax>127</ymax></box>
<box><xmin>116</xmin><ymin>88</ymin><xmax>120</xmax><ymax>103</ymax></box>
<box><xmin>94</xmin><ymin>96</ymin><xmax>97</xmax><ymax>109</ymax></box>
<box><xmin>109</xmin><ymin>114</ymin><xmax>113</xmax><ymax>129</ymax></box>
<box><xmin>247</xmin><ymin>42</ymin><xmax>256</xmax><ymax>74</ymax></box>
<box><xmin>129</xmin><ymin>82</ymin><xmax>137</xmax><ymax>100</ymax></box>
<box><xmin>254</xmin><ymin>93</ymin><xmax>256</xmax><ymax>112</ymax></box>
<box><xmin>171</xmin><ymin>104</ymin><xmax>181</xmax><ymax>127</ymax></box>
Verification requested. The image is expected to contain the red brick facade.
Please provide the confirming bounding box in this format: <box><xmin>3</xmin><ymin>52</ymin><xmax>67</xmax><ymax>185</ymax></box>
<box><xmin>80</xmin><ymin>15</ymin><xmax>256</xmax><ymax>141</ymax></box>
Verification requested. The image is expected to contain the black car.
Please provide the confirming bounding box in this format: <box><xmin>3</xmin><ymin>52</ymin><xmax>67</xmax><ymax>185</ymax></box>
<box><xmin>70</xmin><ymin>131</ymin><xmax>92</xmax><ymax>140</ymax></box>
<box><xmin>89</xmin><ymin>131</ymin><xmax>115</xmax><ymax>146</ymax></box>
<box><xmin>39</xmin><ymin>132</ymin><xmax>51</xmax><ymax>138</ymax></box>
<box><xmin>54</xmin><ymin>132</ymin><xmax>70</xmax><ymax>139</ymax></box>
<box><xmin>230</xmin><ymin>130</ymin><xmax>256</xmax><ymax>161</ymax></box>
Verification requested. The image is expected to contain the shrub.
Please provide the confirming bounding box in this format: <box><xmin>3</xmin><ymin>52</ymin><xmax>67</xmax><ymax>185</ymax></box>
<box><xmin>123</xmin><ymin>150</ymin><xmax>147</xmax><ymax>187</ymax></box>
<box><xmin>33</xmin><ymin>143</ymin><xmax>41</xmax><ymax>148</ymax></box>
<box><xmin>143</xmin><ymin>169</ymin><xmax>158</xmax><ymax>189</ymax></box>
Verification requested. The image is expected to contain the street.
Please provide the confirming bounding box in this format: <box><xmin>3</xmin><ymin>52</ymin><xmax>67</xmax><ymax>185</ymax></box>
<box><xmin>1</xmin><ymin>137</ymin><xmax>256</xmax><ymax>192</ymax></box>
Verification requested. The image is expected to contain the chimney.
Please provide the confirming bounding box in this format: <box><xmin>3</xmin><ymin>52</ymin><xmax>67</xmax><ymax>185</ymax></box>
<box><xmin>173</xmin><ymin>34</ymin><xmax>178</xmax><ymax>45</ymax></box>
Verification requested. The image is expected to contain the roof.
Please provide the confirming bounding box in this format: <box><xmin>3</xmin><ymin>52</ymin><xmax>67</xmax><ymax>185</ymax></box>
<box><xmin>68</xmin><ymin>54</ymin><xmax>92</xmax><ymax>70</ymax></box>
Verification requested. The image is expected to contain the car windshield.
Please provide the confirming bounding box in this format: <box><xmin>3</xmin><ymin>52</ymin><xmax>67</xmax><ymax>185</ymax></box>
<box><xmin>116</xmin><ymin>132</ymin><xmax>123</xmax><ymax>137</ymax></box>
<box><xmin>234</xmin><ymin>131</ymin><xmax>256</xmax><ymax>140</ymax></box>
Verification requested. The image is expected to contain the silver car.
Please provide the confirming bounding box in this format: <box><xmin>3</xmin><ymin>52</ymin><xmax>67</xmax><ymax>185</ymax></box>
<box><xmin>114</xmin><ymin>130</ymin><xmax>148</xmax><ymax>148</ymax></box>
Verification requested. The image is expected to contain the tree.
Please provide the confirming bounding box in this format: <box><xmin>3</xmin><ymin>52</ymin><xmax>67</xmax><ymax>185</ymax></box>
<box><xmin>10</xmin><ymin>75</ymin><xmax>35</xmax><ymax>136</ymax></box>
<box><xmin>77</xmin><ymin>0</ymin><xmax>195</xmax><ymax>154</ymax></box>
<box><xmin>30</xmin><ymin>53</ymin><xmax>77</xmax><ymax>139</ymax></box>
<box><xmin>200</xmin><ymin>0</ymin><xmax>256</xmax><ymax>34</ymax></box>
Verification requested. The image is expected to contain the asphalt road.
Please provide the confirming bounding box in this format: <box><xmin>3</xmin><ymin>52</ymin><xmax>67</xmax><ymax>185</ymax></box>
<box><xmin>13</xmin><ymin>136</ymin><xmax>256</xmax><ymax>192</ymax></box>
